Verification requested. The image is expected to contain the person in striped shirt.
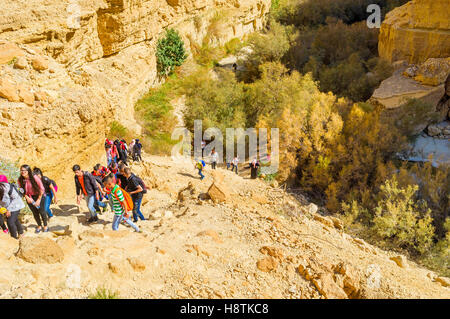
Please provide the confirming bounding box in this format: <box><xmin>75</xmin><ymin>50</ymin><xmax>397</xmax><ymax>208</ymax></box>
<box><xmin>102</xmin><ymin>174</ymin><xmax>140</xmax><ymax>232</ymax></box>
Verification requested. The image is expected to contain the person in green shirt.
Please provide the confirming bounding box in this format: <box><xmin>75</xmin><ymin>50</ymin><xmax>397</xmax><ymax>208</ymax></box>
<box><xmin>102</xmin><ymin>174</ymin><xmax>140</xmax><ymax>232</ymax></box>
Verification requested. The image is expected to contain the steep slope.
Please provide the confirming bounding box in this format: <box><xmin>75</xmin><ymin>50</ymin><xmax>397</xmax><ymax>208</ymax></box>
<box><xmin>0</xmin><ymin>154</ymin><xmax>448</xmax><ymax>299</ymax></box>
<box><xmin>0</xmin><ymin>0</ymin><xmax>271</xmax><ymax>195</ymax></box>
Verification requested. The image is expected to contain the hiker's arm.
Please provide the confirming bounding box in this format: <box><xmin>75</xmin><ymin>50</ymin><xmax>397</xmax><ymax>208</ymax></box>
<box><xmin>34</xmin><ymin>177</ymin><xmax>45</xmax><ymax>207</ymax></box>
<box><xmin>50</xmin><ymin>184</ymin><xmax>57</xmax><ymax>204</ymax></box>
<box><xmin>129</xmin><ymin>185</ymin><xmax>143</xmax><ymax>195</ymax></box>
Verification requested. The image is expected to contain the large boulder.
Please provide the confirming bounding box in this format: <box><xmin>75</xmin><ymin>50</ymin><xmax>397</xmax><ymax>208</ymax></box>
<box><xmin>16</xmin><ymin>237</ymin><xmax>64</xmax><ymax>264</ymax></box>
<box><xmin>207</xmin><ymin>182</ymin><xmax>230</xmax><ymax>204</ymax></box>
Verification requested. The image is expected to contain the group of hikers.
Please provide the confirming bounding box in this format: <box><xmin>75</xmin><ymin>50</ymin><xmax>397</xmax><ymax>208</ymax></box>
<box><xmin>0</xmin><ymin>137</ymin><xmax>146</xmax><ymax>239</ymax></box>
<box><xmin>0</xmin><ymin>165</ymin><xmax>58</xmax><ymax>239</ymax></box>
<box><xmin>196</xmin><ymin>143</ymin><xmax>262</xmax><ymax>181</ymax></box>
<box><xmin>1</xmin><ymin>136</ymin><xmax>266</xmax><ymax>239</ymax></box>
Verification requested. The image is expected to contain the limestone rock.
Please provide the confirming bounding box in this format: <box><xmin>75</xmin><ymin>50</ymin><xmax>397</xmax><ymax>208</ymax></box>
<box><xmin>257</xmin><ymin>256</ymin><xmax>278</xmax><ymax>272</ymax></box>
<box><xmin>17</xmin><ymin>85</ymin><xmax>35</xmax><ymax>106</ymax></box>
<box><xmin>14</xmin><ymin>56</ymin><xmax>28</xmax><ymax>69</ymax></box>
<box><xmin>390</xmin><ymin>255</ymin><xmax>408</xmax><ymax>268</ymax></box>
<box><xmin>313</xmin><ymin>214</ymin><xmax>334</xmax><ymax>228</ymax></box>
<box><xmin>435</xmin><ymin>277</ymin><xmax>450</xmax><ymax>287</ymax></box>
<box><xmin>0</xmin><ymin>42</ymin><xmax>24</xmax><ymax>65</ymax></box>
<box><xmin>127</xmin><ymin>257</ymin><xmax>146</xmax><ymax>272</ymax></box>
<box><xmin>0</xmin><ymin>78</ymin><xmax>20</xmax><ymax>102</ymax></box>
<box><xmin>197</xmin><ymin>230</ymin><xmax>223</xmax><ymax>243</ymax></box>
<box><xmin>16</xmin><ymin>237</ymin><xmax>64</xmax><ymax>264</ymax></box>
<box><xmin>379</xmin><ymin>0</ymin><xmax>450</xmax><ymax>64</ymax></box>
<box><xmin>259</xmin><ymin>246</ymin><xmax>284</xmax><ymax>261</ymax></box>
<box><xmin>305</xmin><ymin>203</ymin><xmax>318</xmax><ymax>214</ymax></box>
<box><xmin>31</xmin><ymin>56</ymin><xmax>49</xmax><ymax>71</ymax></box>
<box><xmin>207</xmin><ymin>182</ymin><xmax>230</xmax><ymax>204</ymax></box>
<box><xmin>312</xmin><ymin>272</ymin><xmax>347</xmax><ymax>299</ymax></box>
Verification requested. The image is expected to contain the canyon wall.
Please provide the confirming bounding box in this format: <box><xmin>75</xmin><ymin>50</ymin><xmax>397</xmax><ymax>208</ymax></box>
<box><xmin>378</xmin><ymin>0</ymin><xmax>450</xmax><ymax>64</ymax></box>
<box><xmin>0</xmin><ymin>0</ymin><xmax>270</xmax><ymax>194</ymax></box>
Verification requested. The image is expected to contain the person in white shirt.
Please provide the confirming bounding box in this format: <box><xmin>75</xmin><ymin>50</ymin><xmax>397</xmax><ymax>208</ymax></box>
<box><xmin>231</xmin><ymin>156</ymin><xmax>239</xmax><ymax>175</ymax></box>
<box><xmin>210</xmin><ymin>149</ymin><xmax>218</xmax><ymax>169</ymax></box>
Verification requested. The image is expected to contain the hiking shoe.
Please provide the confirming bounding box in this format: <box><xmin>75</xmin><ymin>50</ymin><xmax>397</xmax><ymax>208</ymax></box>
<box><xmin>92</xmin><ymin>216</ymin><xmax>99</xmax><ymax>222</ymax></box>
<box><xmin>35</xmin><ymin>228</ymin><xmax>41</xmax><ymax>234</ymax></box>
<box><xmin>43</xmin><ymin>228</ymin><xmax>49</xmax><ymax>233</ymax></box>
<box><xmin>3</xmin><ymin>229</ymin><xmax>8</xmax><ymax>234</ymax></box>
<box><xmin>101</xmin><ymin>206</ymin><xmax>108</xmax><ymax>213</ymax></box>
<box><xmin>86</xmin><ymin>217</ymin><xmax>93</xmax><ymax>223</ymax></box>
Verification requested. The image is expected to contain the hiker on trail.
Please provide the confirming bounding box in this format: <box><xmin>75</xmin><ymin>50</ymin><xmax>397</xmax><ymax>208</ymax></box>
<box><xmin>231</xmin><ymin>156</ymin><xmax>239</xmax><ymax>175</ymax></box>
<box><xmin>92</xmin><ymin>164</ymin><xmax>110</xmax><ymax>179</ymax></box>
<box><xmin>195</xmin><ymin>159</ymin><xmax>206</xmax><ymax>180</ymax></box>
<box><xmin>108</xmin><ymin>161</ymin><xmax>119</xmax><ymax>177</ymax></box>
<box><xmin>210</xmin><ymin>149</ymin><xmax>218</xmax><ymax>170</ymax></box>
<box><xmin>249</xmin><ymin>158</ymin><xmax>260</xmax><ymax>179</ymax></box>
<box><xmin>226</xmin><ymin>155</ymin><xmax>232</xmax><ymax>170</ymax></box>
<box><xmin>123</xmin><ymin>167</ymin><xmax>146</xmax><ymax>223</ymax></box>
<box><xmin>91</xmin><ymin>164</ymin><xmax>109</xmax><ymax>214</ymax></box>
<box><xmin>106</xmin><ymin>144</ymin><xmax>113</xmax><ymax>166</ymax></box>
<box><xmin>102</xmin><ymin>174</ymin><xmax>140</xmax><ymax>232</ymax></box>
<box><xmin>133</xmin><ymin>139</ymin><xmax>142</xmax><ymax>162</ymax></box>
<box><xmin>129</xmin><ymin>139</ymin><xmax>136</xmax><ymax>158</ymax></box>
<box><xmin>18</xmin><ymin>165</ymin><xmax>48</xmax><ymax>233</ymax></box>
<box><xmin>201</xmin><ymin>140</ymin><xmax>206</xmax><ymax>157</ymax></box>
<box><xmin>116</xmin><ymin>162</ymin><xmax>128</xmax><ymax>189</ymax></box>
<box><xmin>115</xmin><ymin>139</ymin><xmax>127</xmax><ymax>165</ymax></box>
<box><xmin>73</xmin><ymin>164</ymin><xmax>101</xmax><ymax>223</ymax></box>
<box><xmin>32</xmin><ymin>168</ymin><xmax>58</xmax><ymax>219</ymax></box>
<box><xmin>0</xmin><ymin>175</ymin><xmax>25</xmax><ymax>239</ymax></box>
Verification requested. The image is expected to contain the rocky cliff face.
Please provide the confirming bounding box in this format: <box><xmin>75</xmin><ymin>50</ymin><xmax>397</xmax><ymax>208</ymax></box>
<box><xmin>378</xmin><ymin>0</ymin><xmax>450</xmax><ymax>64</ymax></box>
<box><xmin>0</xmin><ymin>0</ymin><xmax>270</xmax><ymax>193</ymax></box>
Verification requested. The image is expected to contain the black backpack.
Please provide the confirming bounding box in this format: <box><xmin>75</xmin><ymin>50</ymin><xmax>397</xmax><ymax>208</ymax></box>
<box><xmin>8</xmin><ymin>183</ymin><xmax>24</xmax><ymax>198</ymax></box>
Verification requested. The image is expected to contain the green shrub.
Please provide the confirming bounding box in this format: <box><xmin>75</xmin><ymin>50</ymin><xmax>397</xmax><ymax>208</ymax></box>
<box><xmin>371</xmin><ymin>177</ymin><xmax>435</xmax><ymax>255</ymax></box>
<box><xmin>88</xmin><ymin>288</ymin><xmax>120</xmax><ymax>299</ymax></box>
<box><xmin>135</xmin><ymin>74</ymin><xmax>179</xmax><ymax>155</ymax></box>
<box><xmin>156</xmin><ymin>29</ymin><xmax>187</xmax><ymax>76</ymax></box>
<box><xmin>108</xmin><ymin>121</ymin><xmax>128</xmax><ymax>139</ymax></box>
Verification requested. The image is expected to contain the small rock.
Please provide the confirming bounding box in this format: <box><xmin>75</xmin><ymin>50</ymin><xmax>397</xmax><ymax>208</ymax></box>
<box><xmin>256</xmin><ymin>256</ymin><xmax>278</xmax><ymax>272</ymax></box>
<box><xmin>306</xmin><ymin>203</ymin><xmax>318</xmax><ymax>214</ymax></box>
<box><xmin>390</xmin><ymin>255</ymin><xmax>408</xmax><ymax>268</ymax></box>
<box><xmin>197</xmin><ymin>230</ymin><xmax>223</xmax><ymax>243</ymax></box>
<box><xmin>31</xmin><ymin>56</ymin><xmax>49</xmax><ymax>71</ymax></box>
<box><xmin>14</xmin><ymin>56</ymin><xmax>28</xmax><ymax>69</ymax></box>
<box><xmin>127</xmin><ymin>257</ymin><xmax>146</xmax><ymax>272</ymax></box>
<box><xmin>435</xmin><ymin>277</ymin><xmax>450</xmax><ymax>287</ymax></box>
<box><xmin>0</xmin><ymin>78</ymin><xmax>20</xmax><ymax>102</ymax></box>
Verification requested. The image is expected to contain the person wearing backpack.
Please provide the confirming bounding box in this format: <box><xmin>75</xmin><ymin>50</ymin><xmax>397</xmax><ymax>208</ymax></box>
<box><xmin>18</xmin><ymin>164</ymin><xmax>48</xmax><ymax>233</ymax></box>
<box><xmin>73</xmin><ymin>164</ymin><xmax>101</xmax><ymax>223</ymax></box>
<box><xmin>195</xmin><ymin>159</ymin><xmax>206</xmax><ymax>180</ymax></box>
<box><xmin>0</xmin><ymin>175</ymin><xmax>25</xmax><ymax>239</ymax></box>
<box><xmin>133</xmin><ymin>139</ymin><xmax>142</xmax><ymax>162</ymax></box>
<box><xmin>102</xmin><ymin>174</ymin><xmax>140</xmax><ymax>232</ymax></box>
<box><xmin>123</xmin><ymin>167</ymin><xmax>146</xmax><ymax>223</ymax></box>
<box><xmin>33</xmin><ymin>168</ymin><xmax>58</xmax><ymax>219</ymax></box>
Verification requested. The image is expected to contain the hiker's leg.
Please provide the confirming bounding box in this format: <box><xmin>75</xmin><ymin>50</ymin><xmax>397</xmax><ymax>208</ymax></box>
<box><xmin>0</xmin><ymin>215</ymin><xmax>7</xmax><ymax>231</ymax></box>
<box><xmin>112</xmin><ymin>215</ymin><xmax>121</xmax><ymax>231</ymax></box>
<box><xmin>44</xmin><ymin>193</ymin><xmax>53</xmax><ymax>217</ymax></box>
<box><xmin>6</xmin><ymin>210</ymin><xmax>22</xmax><ymax>239</ymax></box>
<box><xmin>28</xmin><ymin>201</ymin><xmax>42</xmax><ymax>228</ymax></box>
<box><xmin>134</xmin><ymin>197</ymin><xmax>145</xmax><ymax>221</ymax></box>
<box><xmin>85</xmin><ymin>195</ymin><xmax>97</xmax><ymax>218</ymax></box>
<box><xmin>124</xmin><ymin>216</ymin><xmax>139</xmax><ymax>232</ymax></box>
<box><xmin>36</xmin><ymin>196</ymin><xmax>48</xmax><ymax>227</ymax></box>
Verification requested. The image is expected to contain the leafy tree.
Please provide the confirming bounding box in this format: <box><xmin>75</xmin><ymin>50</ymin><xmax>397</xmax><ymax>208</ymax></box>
<box><xmin>156</xmin><ymin>29</ymin><xmax>187</xmax><ymax>76</ymax></box>
<box><xmin>372</xmin><ymin>177</ymin><xmax>435</xmax><ymax>254</ymax></box>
